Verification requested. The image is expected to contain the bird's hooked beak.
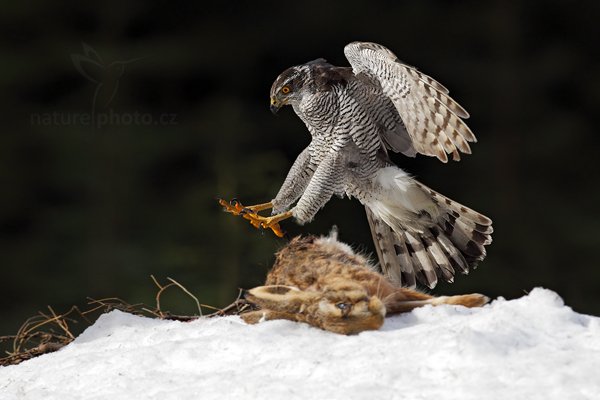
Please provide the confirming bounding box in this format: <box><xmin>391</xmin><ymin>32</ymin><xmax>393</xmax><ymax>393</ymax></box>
<box><xmin>270</xmin><ymin>97</ymin><xmax>281</xmax><ymax>114</ymax></box>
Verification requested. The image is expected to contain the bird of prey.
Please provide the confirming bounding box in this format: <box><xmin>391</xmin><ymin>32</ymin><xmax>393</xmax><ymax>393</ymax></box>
<box><xmin>220</xmin><ymin>41</ymin><xmax>492</xmax><ymax>289</ymax></box>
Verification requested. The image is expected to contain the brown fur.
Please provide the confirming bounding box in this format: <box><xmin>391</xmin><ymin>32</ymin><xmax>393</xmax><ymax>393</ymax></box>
<box><xmin>242</xmin><ymin>235</ymin><xmax>489</xmax><ymax>334</ymax></box>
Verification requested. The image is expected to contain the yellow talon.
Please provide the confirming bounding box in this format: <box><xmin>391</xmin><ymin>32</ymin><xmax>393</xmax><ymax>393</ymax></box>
<box><xmin>250</xmin><ymin>211</ymin><xmax>293</xmax><ymax>238</ymax></box>
<box><xmin>218</xmin><ymin>198</ymin><xmax>291</xmax><ymax>238</ymax></box>
<box><xmin>218</xmin><ymin>198</ymin><xmax>245</xmax><ymax>215</ymax></box>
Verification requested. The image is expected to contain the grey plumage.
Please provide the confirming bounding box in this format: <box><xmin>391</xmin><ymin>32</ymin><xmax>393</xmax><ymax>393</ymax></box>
<box><xmin>269</xmin><ymin>41</ymin><xmax>492</xmax><ymax>289</ymax></box>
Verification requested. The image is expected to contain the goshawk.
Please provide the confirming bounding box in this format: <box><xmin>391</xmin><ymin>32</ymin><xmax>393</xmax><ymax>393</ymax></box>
<box><xmin>221</xmin><ymin>41</ymin><xmax>492</xmax><ymax>289</ymax></box>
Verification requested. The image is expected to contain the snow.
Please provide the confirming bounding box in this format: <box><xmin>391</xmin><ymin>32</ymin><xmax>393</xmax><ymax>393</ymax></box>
<box><xmin>1</xmin><ymin>288</ymin><xmax>599</xmax><ymax>400</ymax></box>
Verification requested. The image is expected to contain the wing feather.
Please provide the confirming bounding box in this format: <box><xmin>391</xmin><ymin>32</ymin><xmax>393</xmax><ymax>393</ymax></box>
<box><xmin>344</xmin><ymin>41</ymin><xmax>477</xmax><ymax>162</ymax></box>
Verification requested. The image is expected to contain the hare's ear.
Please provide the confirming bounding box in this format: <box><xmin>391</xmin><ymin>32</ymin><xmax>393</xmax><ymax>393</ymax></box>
<box><xmin>246</xmin><ymin>285</ymin><xmax>318</xmax><ymax>313</ymax></box>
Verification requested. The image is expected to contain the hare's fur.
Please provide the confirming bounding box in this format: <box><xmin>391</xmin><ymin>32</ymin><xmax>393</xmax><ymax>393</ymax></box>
<box><xmin>242</xmin><ymin>234</ymin><xmax>488</xmax><ymax>334</ymax></box>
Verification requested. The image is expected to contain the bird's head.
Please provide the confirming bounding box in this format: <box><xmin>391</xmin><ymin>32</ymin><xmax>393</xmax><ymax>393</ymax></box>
<box><xmin>269</xmin><ymin>59</ymin><xmax>329</xmax><ymax>114</ymax></box>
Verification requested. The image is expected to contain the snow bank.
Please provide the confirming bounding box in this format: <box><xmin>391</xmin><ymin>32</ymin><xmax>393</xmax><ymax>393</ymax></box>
<box><xmin>1</xmin><ymin>288</ymin><xmax>599</xmax><ymax>400</ymax></box>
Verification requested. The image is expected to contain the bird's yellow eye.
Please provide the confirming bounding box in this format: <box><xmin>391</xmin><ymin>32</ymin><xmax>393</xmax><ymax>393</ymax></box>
<box><xmin>281</xmin><ymin>86</ymin><xmax>291</xmax><ymax>94</ymax></box>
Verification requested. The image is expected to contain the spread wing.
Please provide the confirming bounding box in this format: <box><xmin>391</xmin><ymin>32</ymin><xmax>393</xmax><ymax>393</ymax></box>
<box><xmin>344</xmin><ymin>41</ymin><xmax>476</xmax><ymax>163</ymax></box>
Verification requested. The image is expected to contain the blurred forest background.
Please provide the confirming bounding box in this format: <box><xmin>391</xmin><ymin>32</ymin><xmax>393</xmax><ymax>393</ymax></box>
<box><xmin>1</xmin><ymin>1</ymin><xmax>599</xmax><ymax>339</ymax></box>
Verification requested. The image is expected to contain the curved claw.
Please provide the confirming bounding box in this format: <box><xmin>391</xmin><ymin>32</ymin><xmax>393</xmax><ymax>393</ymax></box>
<box><xmin>218</xmin><ymin>198</ymin><xmax>244</xmax><ymax>215</ymax></box>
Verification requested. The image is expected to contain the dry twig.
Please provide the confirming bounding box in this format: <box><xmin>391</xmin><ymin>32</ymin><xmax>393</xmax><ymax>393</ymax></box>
<box><xmin>1</xmin><ymin>277</ymin><xmax>250</xmax><ymax>366</ymax></box>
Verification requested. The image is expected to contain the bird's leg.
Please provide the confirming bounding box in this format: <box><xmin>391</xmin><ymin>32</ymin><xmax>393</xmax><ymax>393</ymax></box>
<box><xmin>218</xmin><ymin>198</ymin><xmax>274</xmax><ymax>216</ymax></box>
<box><xmin>218</xmin><ymin>198</ymin><xmax>291</xmax><ymax>237</ymax></box>
<box><xmin>243</xmin><ymin>210</ymin><xmax>293</xmax><ymax>238</ymax></box>
<box><xmin>218</xmin><ymin>198</ymin><xmax>273</xmax><ymax>216</ymax></box>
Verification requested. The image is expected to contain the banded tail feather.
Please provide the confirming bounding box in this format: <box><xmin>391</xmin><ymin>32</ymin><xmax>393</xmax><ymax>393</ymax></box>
<box><xmin>365</xmin><ymin>180</ymin><xmax>492</xmax><ymax>289</ymax></box>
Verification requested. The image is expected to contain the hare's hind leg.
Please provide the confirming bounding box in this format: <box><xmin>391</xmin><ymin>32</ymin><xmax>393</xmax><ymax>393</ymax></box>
<box><xmin>383</xmin><ymin>288</ymin><xmax>436</xmax><ymax>313</ymax></box>
<box><xmin>384</xmin><ymin>288</ymin><xmax>489</xmax><ymax>314</ymax></box>
<box><xmin>434</xmin><ymin>294</ymin><xmax>490</xmax><ymax>308</ymax></box>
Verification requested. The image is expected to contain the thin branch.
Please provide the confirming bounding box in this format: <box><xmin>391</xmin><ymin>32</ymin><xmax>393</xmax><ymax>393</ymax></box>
<box><xmin>1</xmin><ymin>275</ymin><xmax>249</xmax><ymax>366</ymax></box>
<box><xmin>166</xmin><ymin>277</ymin><xmax>203</xmax><ymax>317</ymax></box>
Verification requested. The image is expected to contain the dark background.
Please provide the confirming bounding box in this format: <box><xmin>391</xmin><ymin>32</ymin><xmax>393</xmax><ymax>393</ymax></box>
<box><xmin>1</xmin><ymin>1</ymin><xmax>599</xmax><ymax>338</ymax></box>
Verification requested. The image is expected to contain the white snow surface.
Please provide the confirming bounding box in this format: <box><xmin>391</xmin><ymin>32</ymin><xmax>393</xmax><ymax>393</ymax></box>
<box><xmin>1</xmin><ymin>288</ymin><xmax>599</xmax><ymax>400</ymax></box>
